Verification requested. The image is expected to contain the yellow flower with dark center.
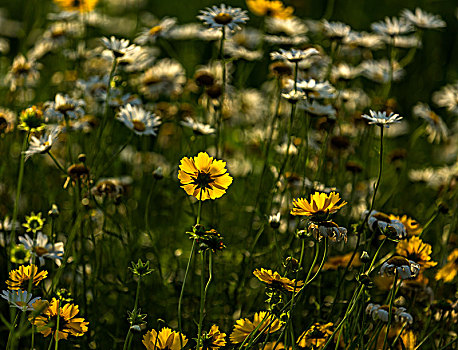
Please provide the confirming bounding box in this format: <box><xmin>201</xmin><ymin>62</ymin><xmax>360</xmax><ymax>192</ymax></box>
<box><xmin>6</xmin><ymin>264</ymin><xmax>48</xmax><ymax>290</ymax></box>
<box><xmin>253</xmin><ymin>268</ymin><xmax>304</xmax><ymax>292</ymax></box>
<box><xmin>53</xmin><ymin>0</ymin><xmax>98</xmax><ymax>12</ymax></box>
<box><xmin>18</xmin><ymin>106</ymin><xmax>45</xmax><ymax>133</ymax></box>
<box><xmin>142</xmin><ymin>327</ymin><xmax>188</xmax><ymax>350</ymax></box>
<box><xmin>435</xmin><ymin>249</ymin><xmax>458</xmax><ymax>283</ymax></box>
<box><xmin>178</xmin><ymin>152</ymin><xmax>233</xmax><ymax>201</ymax></box>
<box><xmin>389</xmin><ymin>214</ymin><xmax>422</xmax><ymax>236</ymax></box>
<box><xmin>396</xmin><ymin>236</ymin><xmax>437</xmax><ymax>269</ymax></box>
<box><xmin>10</xmin><ymin>244</ymin><xmax>32</xmax><ymax>264</ymax></box>
<box><xmin>22</xmin><ymin>212</ymin><xmax>45</xmax><ymax>233</ymax></box>
<box><xmin>291</xmin><ymin>192</ymin><xmax>347</xmax><ymax>219</ymax></box>
<box><xmin>30</xmin><ymin>298</ymin><xmax>89</xmax><ymax>340</ymax></box>
<box><xmin>376</xmin><ymin>325</ymin><xmax>416</xmax><ymax>350</ymax></box>
<box><xmin>230</xmin><ymin>311</ymin><xmax>282</xmax><ymax>344</ymax></box>
<box><xmin>297</xmin><ymin>322</ymin><xmax>333</xmax><ymax>349</ymax></box>
<box><xmin>201</xmin><ymin>325</ymin><xmax>226</xmax><ymax>350</ymax></box>
<box><xmin>246</xmin><ymin>0</ymin><xmax>294</xmax><ymax>19</ymax></box>
<box><xmin>321</xmin><ymin>252</ymin><xmax>362</xmax><ymax>271</ymax></box>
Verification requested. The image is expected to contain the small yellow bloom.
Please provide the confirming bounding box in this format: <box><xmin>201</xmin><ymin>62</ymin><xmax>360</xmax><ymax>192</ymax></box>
<box><xmin>6</xmin><ymin>264</ymin><xmax>48</xmax><ymax>290</ymax></box>
<box><xmin>10</xmin><ymin>244</ymin><xmax>32</xmax><ymax>265</ymax></box>
<box><xmin>253</xmin><ymin>268</ymin><xmax>304</xmax><ymax>292</ymax></box>
<box><xmin>389</xmin><ymin>214</ymin><xmax>422</xmax><ymax>236</ymax></box>
<box><xmin>30</xmin><ymin>298</ymin><xmax>89</xmax><ymax>340</ymax></box>
<box><xmin>18</xmin><ymin>106</ymin><xmax>45</xmax><ymax>133</ymax></box>
<box><xmin>435</xmin><ymin>249</ymin><xmax>458</xmax><ymax>283</ymax></box>
<box><xmin>291</xmin><ymin>192</ymin><xmax>347</xmax><ymax>218</ymax></box>
<box><xmin>230</xmin><ymin>311</ymin><xmax>282</xmax><ymax>344</ymax></box>
<box><xmin>178</xmin><ymin>152</ymin><xmax>233</xmax><ymax>201</ymax></box>
<box><xmin>297</xmin><ymin>322</ymin><xmax>333</xmax><ymax>349</ymax></box>
<box><xmin>201</xmin><ymin>325</ymin><xmax>226</xmax><ymax>350</ymax></box>
<box><xmin>143</xmin><ymin>327</ymin><xmax>188</xmax><ymax>350</ymax></box>
<box><xmin>22</xmin><ymin>212</ymin><xmax>45</xmax><ymax>233</ymax></box>
<box><xmin>53</xmin><ymin>0</ymin><xmax>98</xmax><ymax>12</ymax></box>
<box><xmin>396</xmin><ymin>236</ymin><xmax>437</xmax><ymax>269</ymax></box>
<box><xmin>246</xmin><ymin>0</ymin><xmax>294</xmax><ymax>19</ymax></box>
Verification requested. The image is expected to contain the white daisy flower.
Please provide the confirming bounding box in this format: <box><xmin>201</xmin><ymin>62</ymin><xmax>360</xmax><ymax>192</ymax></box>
<box><xmin>412</xmin><ymin>102</ymin><xmax>448</xmax><ymax>143</ymax></box>
<box><xmin>432</xmin><ymin>82</ymin><xmax>458</xmax><ymax>115</ymax></box>
<box><xmin>1</xmin><ymin>290</ymin><xmax>41</xmax><ymax>312</ymax></box>
<box><xmin>135</xmin><ymin>17</ymin><xmax>177</xmax><ymax>44</ymax></box>
<box><xmin>139</xmin><ymin>58</ymin><xmax>186</xmax><ymax>98</ymax></box>
<box><xmin>44</xmin><ymin>93</ymin><xmax>85</xmax><ymax>121</ymax></box>
<box><xmin>281</xmin><ymin>89</ymin><xmax>307</xmax><ymax>104</ymax></box>
<box><xmin>270</xmin><ymin>48</ymin><xmax>319</xmax><ymax>63</ymax></box>
<box><xmin>380</xmin><ymin>256</ymin><xmax>420</xmax><ymax>280</ymax></box>
<box><xmin>266</xmin><ymin>16</ymin><xmax>308</xmax><ymax>37</ymax></box>
<box><xmin>116</xmin><ymin>104</ymin><xmax>161</xmax><ymax>136</ymax></box>
<box><xmin>101</xmin><ymin>36</ymin><xmax>136</xmax><ymax>58</ymax></box>
<box><xmin>18</xmin><ymin>232</ymin><xmax>64</xmax><ymax>266</ymax></box>
<box><xmin>371</xmin><ymin>17</ymin><xmax>414</xmax><ymax>37</ymax></box>
<box><xmin>360</xmin><ymin>59</ymin><xmax>404</xmax><ymax>84</ymax></box>
<box><xmin>331</xmin><ymin>63</ymin><xmax>362</xmax><ymax>81</ymax></box>
<box><xmin>180</xmin><ymin>117</ymin><xmax>215</xmax><ymax>135</ymax></box>
<box><xmin>343</xmin><ymin>31</ymin><xmax>384</xmax><ymax>50</ymax></box>
<box><xmin>299</xmin><ymin>100</ymin><xmax>336</xmax><ymax>117</ymax></box>
<box><xmin>401</xmin><ymin>8</ymin><xmax>446</xmax><ymax>29</ymax></box>
<box><xmin>197</xmin><ymin>4</ymin><xmax>249</xmax><ymax>32</ymax></box>
<box><xmin>24</xmin><ymin>126</ymin><xmax>61</xmax><ymax>160</ymax></box>
<box><xmin>294</xmin><ymin>79</ymin><xmax>336</xmax><ymax>99</ymax></box>
<box><xmin>322</xmin><ymin>20</ymin><xmax>351</xmax><ymax>40</ymax></box>
<box><xmin>362</xmin><ymin>110</ymin><xmax>403</xmax><ymax>128</ymax></box>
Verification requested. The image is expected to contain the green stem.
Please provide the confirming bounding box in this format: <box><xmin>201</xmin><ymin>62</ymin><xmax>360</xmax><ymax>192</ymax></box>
<box><xmin>382</xmin><ymin>271</ymin><xmax>399</xmax><ymax>350</ymax></box>
<box><xmin>178</xmin><ymin>240</ymin><xmax>195</xmax><ymax>342</ymax></box>
<box><xmin>197</xmin><ymin>251</ymin><xmax>212</xmax><ymax>350</ymax></box>
<box><xmin>47</xmin><ymin>151</ymin><xmax>67</xmax><ymax>175</ymax></box>
<box><xmin>55</xmin><ymin>301</ymin><xmax>60</xmax><ymax>350</ymax></box>
<box><xmin>6</xmin><ymin>313</ymin><xmax>19</xmax><ymax>350</ymax></box>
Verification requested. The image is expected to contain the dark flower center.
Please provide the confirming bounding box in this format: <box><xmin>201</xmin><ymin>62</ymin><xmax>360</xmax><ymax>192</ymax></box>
<box><xmin>214</xmin><ymin>13</ymin><xmax>233</xmax><ymax>25</ymax></box>
<box><xmin>194</xmin><ymin>172</ymin><xmax>214</xmax><ymax>189</ymax></box>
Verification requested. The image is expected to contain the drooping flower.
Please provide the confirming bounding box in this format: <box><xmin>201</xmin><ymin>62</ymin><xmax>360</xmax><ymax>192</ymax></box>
<box><xmin>1</xmin><ymin>289</ymin><xmax>41</xmax><ymax>312</ymax></box>
<box><xmin>142</xmin><ymin>327</ymin><xmax>188</xmax><ymax>350</ymax></box>
<box><xmin>291</xmin><ymin>192</ymin><xmax>347</xmax><ymax>220</ymax></box>
<box><xmin>362</xmin><ymin>110</ymin><xmax>403</xmax><ymax>128</ymax></box>
<box><xmin>432</xmin><ymin>82</ymin><xmax>458</xmax><ymax>115</ymax></box>
<box><xmin>307</xmin><ymin>221</ymin><xmax>347</xmax><ymax>243</ymax></box>
<box><xmin>197</xmin><ymin>4</ymin><xmax>249</xmax><ymax>32</ymax></box>
<box><xmin>396</xmin><ymin>236</ymin><xmax>437</xmax><ymax>269</ymax></box>
<box><xmin>253</xmin><ymin>268</ymin><xmax>304</xmax><ymax>292</ymax></box>
<box><xmin>366</xmin><ymin>210</ymin><xmax>407</xmax><ymax>239</ymax></box>
<box><xmin>388</xmin><ymin>214</ymin><xmax>422</xmax><ymax>236</ymax></box>
<box><xmin>6</xmin><ymin>264</ymin><xmax>48</xmax><ymax>290</ymax></box>
<box><xmin>246</xmin><ymin>0</ymin><xmax>294</xmax><ymax>19</ymax></box>
<box><xmin>178</xmin><ymin>152</ymin><xmax>233</xmax><ymax>201</ymax></box>
<box><xmin>116</xmin><ymin>104</ymin><xmax>161</xmax><ymax>136</ymax></box>
<box><xmin>435</xmin><ymin>249</ymin><xmax>458</xmax><ymax>283</ymax></box>
<box><xmin>380</xmin><ymin>256</ymin><xmax>420</xmax><ymax>280</ymax></box>
<box><xmin>230</xmin><ymin>311</ymin><xmax>282</xmax><ymax>344</ymax></box>
<box><xmin>200</xmin><ymin>325</ymin><xmax>226</xmax><ymax>350</ymax></box>
<box><xmin>30</xmin><ymin>298</ymin><xmax>89</xmax><ymax>340</ymax></box>
<box><xmin>297</xmin><ymin>322</ymin><xmax>333</xmax><ymax>349</ymax></box>
<box><xmin>366</xmin><ymin>303</ymin><xmax>413</xmax><ymax>324</ymax></box>
<box><xmin>24</xmin><ymin>126</ymin><xmax>61</xmax><ymax>160</ymax></box>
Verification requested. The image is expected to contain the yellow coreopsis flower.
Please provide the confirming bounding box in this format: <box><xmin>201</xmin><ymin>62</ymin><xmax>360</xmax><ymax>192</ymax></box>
<box><xmin>53</xmin><ymin>0</ymin><xmax>98</xmax><ymax>12</ymax></box>
<box><xmin>178</xmin><ymin>152</ymin><xmax>233</xmax><ymax>201</ymax></box>
<box><xmin>6</xmin><ymin>264</ymin><xmax>48</xmax><ymax>290</ymax></box>
<box><xmin>396</xmin><ymin>236</ymin><xmax>437</xmax><ymax>269</ymax></box>
<box><xmin>291</xmin><ymin>192</ymin><xmax>347</xmax><ymax>218</ymax></box>
<box><xmin>297</xmin><ymin>322</ymin><xmax>333</xmax><ymax>349</ymax></box>
<box><xmin>253</xmin><ymin>268</ymin><xmax>304</xmax><ymax>292</ymax></box>
<box><xmin>435</xmin><ymin>249</ymin><xmax>458</xmax><ymax>283</ymax></box>
<box><xmin>246</xmin><ymin>0</ymin><xmax>294</xmax><ymax>19</ymax></box>
<box><xmin>143</xmin><ymin>327</ymin><xmax>188</xmax><ymax>350</ymax></box>
<box><xmin>389</xmin><ymin>214</ymin><xmax>422</xmax><ymax>236</ymax></box>
<box><xmin>30</xmin><ymin>298</ymin><xmax>89</xmax><ymax>340</ymax></box>
<box><xmin>230</xmin><ymin>311</ymin><xmax>282</xmax><ymax>344</ymax></box>
<box><xmin>200</xmin><ymin>325</ymin><xmax>226</xmax><ymax>350</ymax></box>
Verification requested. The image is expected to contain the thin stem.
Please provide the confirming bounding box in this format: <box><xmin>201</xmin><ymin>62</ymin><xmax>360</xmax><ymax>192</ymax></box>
<box><xmin>382</xmin><ymin>271</ymin><xmax>399</xmax><ymax>350</ymax></box>
<box><xmin>55</xmin><ymin>300</ymin><xmax>60</xmax><ymax>350</ymax></box>
<box><xmin>47</xmin><ymin>151</ymin><xmax>67</xmax><ymax>175</ymax></box>
<box><xmin>177</xmin><ymin>240</ymin><xmax>195</xmax><ymax>341</ymax></box>
<box><xmin>197</xmin><ymin>251</ymin><xmax>212</xmax><ymax>350</ymax></box>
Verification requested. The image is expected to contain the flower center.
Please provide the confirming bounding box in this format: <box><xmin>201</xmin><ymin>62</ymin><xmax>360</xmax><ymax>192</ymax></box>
<box><xmin>34</xmin><ymin>246</ymin><xmax>49</xmax><ymax>257</ymax></box>
<box><xmin>149</xmin><ymin>25</ymin><xmax>163</xmax><ymax>35</ymax></box>
<box><xmin>214</xmin><ymin>13</ymin><xmax>233</xmax><ymax>25</ymax></box>
<box><xmin>194</xmin><ymin>171</ymin><xmax>214</xmax><ymax>189</ymax></box>
<box><xmin>428</xmin><ymin>111</ymin><xmax>440</xmax><ymax>124</ymax></box>
<box><xmin>132</xmin><ymin>120</ymin><xmax>146</xmax><ymax>132</ymax></box>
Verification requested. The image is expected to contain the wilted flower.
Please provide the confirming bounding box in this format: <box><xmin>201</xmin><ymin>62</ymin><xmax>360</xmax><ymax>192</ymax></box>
<box><xmin>178</xmin><ymin>152</ymin><xmax>233</xmax><ymax>201</ymax></box>
<box><xmin>129</xmin><ymin>259</ymin><xmax>154</xmax><ymax>277</ymax></box>
<box><xmin>230</xmin><ymin>311</ymin><xmax>282</xmax><ymax>343</ymax></box>
<box><xmin>362</xmin><ymin>110</ymin><xmax>403</xmax><ymax>128</ymax></box>
<box><xmin>366</xmin><ymin>210</ymin><xmax>407</xmax><ymax>239</ymax></box>
<box><xmin>253</xmin><ymin>268</ymin><xmax>304</xmax><ymax>292</ymax></box>
<box><xmin>308</xmin><ymin>221</ymin><xmax>347</xmax><ymax>243</ymax></box>
<box><xmin>380</xmin><ymin>256</ymin><xmax>420</xmax><ymax>280</ymax></box>
<box><xmin>269</xmin><ymin>213</ymin><xmax>281</xmax><ymax>229</ymax></box>
<box><xmin>198</xmin><ymin>4</ymin><xmax>249</xmax><ymax>32</ymax></box>
<box><xmin>366</xmin><ymin>303</ymin><xmax>413</xmax><ymax>324</ymax></box>
<box><xmin>297</xmin><ymin>322</ymin><xmax>333</xmax><ymax>348</ymax></box>
<box><xmin>432</xmin><ymin>82</ymin><xmax>458</xmax><ymax>115</ymax></box>
<box><xmin>143</xmin><ymin>327</ymin><xmax>188</xmax><ymax>350</ymax></box>
<box><xmin>117</xmin><ymin>104</ymin><xmax>161</xmax><ymax>136</ymax></box>
<box><xmin>1</xmin><ymin>290</ymin><xmax>41</xmax><ymax>311</ymax></box>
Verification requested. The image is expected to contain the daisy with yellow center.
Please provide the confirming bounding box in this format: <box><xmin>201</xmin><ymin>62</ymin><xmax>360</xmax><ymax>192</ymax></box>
<box><xmin>297</xmin><ymin>322</ymin><xmax>333</xmax><ymax>349</ymax></box>
<box><xmin>291</xmin><ymin>192</ymin><xmax>347</xmax><ymax>219</ymax></box>
<box><xmin>435</xmin><ymin>249</ymin><xmax>458</xmax><ymax>283</ymax></box>
<box><xmin>389</xmin><ymin>214</ymin><xmax>422</xmax><ymax>236</ymax></box>
<box><xmin>246</xmin><ymin>0</ymin><xmax>294</xmax><ymax>19</ymax></box>
<box><xmin>6</xmin><ymin>264</ymin><xmax>48</xmax><ymax>290</ymax></box>
<box><xmin>396</xmin><ymin>236</ymin><xmax>437</xmax><ymax>269</ymax></box>
<box><xmin>31</xmin><ymin>298</ymin><xmax>89</xmax><ymax>340</ymax></box>
<box><xmin>142</xmin><ymin>327</ymin><xmax>188</xmax><ymax>350</ymax></box>
<box><xmin>53</xmin><ymin>0</ymin><xmax>98</xmax><ymax>12</ymax></box>
<box><xmin>200</xmin><ymin>325</ymin><xmax>226</xmax><ymax>350</ymax></box>
<box><xmin>253</xmin><ymin>268</ymin><xmax>304</xmax><ymax>292</ymax></box>
<box><xmin>178</xmin><ymin>152</ymin><xmax>233</xmax><ymax>201</ymax></box>
<box><xmin>230</xmin><ymin>311</ymin><xmax>282</xmax><ymax>344</ymax></box>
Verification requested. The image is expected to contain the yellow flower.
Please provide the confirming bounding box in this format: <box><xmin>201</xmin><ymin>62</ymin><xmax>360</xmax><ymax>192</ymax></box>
<box><xmin>22</xmin><ymin>212</ymin><xmax>45</xmax><ymax>233</ymax></box>
<box><xmin>389</xmin><ymin>214</ymin><xmax>422</xmax><ymax>236</ymax></box>
<box><xmin>53</xmin><ymin>0</ymin><xmax>98</xmax><ymax>12</ymax></box>
<box><xmin>435</xmin><ymin>249</ymin><xmax>458</xmax><ymax>283</ymax></box>
<box><xmin>321</xmin><ymin>252</ymin><xmax>361</xmax><ymax>271</ymax></box>
<box><xmin>143</xmin><ymin>327</ymin><xmax>188</xmax><ymax>350</ymax></box>
<box><xmin>10</xmin><ymin>244</ymin><xmax>32</xmax><ymax>265</ymax></box>
<box><xmin>230</xmin><ymin>311</ymin><xmax>282</xmax><ymax>344</ymax></box>
<box><xmin>246</xmin><ymin>0</ymin><xmax>294</xmax><ymax>19</ymax></box>
<box><xmin>201</xmin><ymin>325</ymin><xmax>226</xmax><ymax>350</ymax></box>
<box><xmin>178</xmin><ymin>152</ymin><xmax>233</xmax><ymax>201</ymax></box>
<box><xmin>30</xmin><ymin>298</ymin><xmax>89</xmax><ymax>340</ymax></box>
<box><xmin>253</xmin><ymin>268</ymin><xmax>304</xmax><ymax>292</ymax></box>
<box><xmin>297</xmin><ymin>322</ymin><xmax>333</xmax><ymax>349</ymax></box>
<box><xmin>18</xmin><ymin>106</ymin><xmax>45</xmax><ymax>133</ymax></box>
<box><xmin>291</xmin><ymin>192</ymin><xmax>347</xmax><ymax>218</ymax></box>
<box><xmin>396</xmin><ymin>236</ymin><xmax>437</xmax><ymax>269</ymax></box>
<box><xmin>6</xmin><ymin>264</ymin><xmax>48</xmax><ymax>290</ymax></box>
<box><xmin>376</xmin><ymin>325</ymin><xmax>416</xmax><ymax>350</ymax></box>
